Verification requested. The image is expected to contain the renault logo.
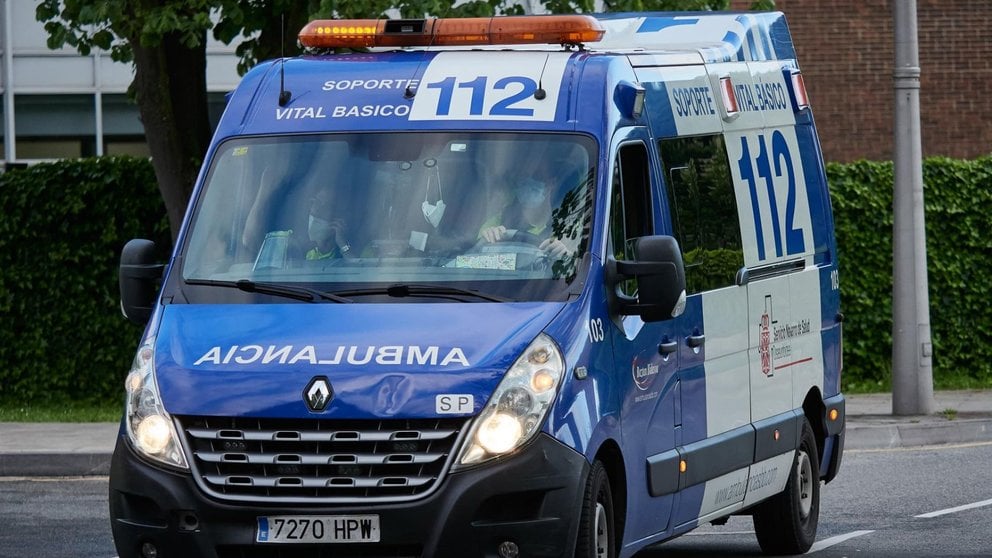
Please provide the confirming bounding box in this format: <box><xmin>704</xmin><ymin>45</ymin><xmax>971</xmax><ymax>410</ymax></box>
<box><xmin>304</xmin><ymin>376</ymin><xmax>334</xmax><ymax>412</ymax></box>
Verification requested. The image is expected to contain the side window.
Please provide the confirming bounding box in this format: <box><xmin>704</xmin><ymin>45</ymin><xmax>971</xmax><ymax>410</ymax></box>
<box><xmin>660</xmin><ymin>134</ymin><xmax>744</xmax><ymax>294</ymax></box>
<box><xmin>609</xmin><ymin>142</ymin><xmax>653</xmax><ymax>297</ymax></box>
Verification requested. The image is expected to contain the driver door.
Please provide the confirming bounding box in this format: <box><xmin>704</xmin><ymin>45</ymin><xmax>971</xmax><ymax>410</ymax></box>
<box><xmin>607</xmin><ymin>133</ymin><xmax>679</xmax><ymax>542</ymax></box>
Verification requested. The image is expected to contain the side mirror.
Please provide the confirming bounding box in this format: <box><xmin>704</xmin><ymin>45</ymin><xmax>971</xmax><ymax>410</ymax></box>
<box><xmin>614</xmin><ymin>235</ymin><xmax>687</xmax><ymax>322</ymax></box>
<box><xmin>119</xmin><ymin>239</ymin><xmax>164</xmax><ymax>325</ymax></box>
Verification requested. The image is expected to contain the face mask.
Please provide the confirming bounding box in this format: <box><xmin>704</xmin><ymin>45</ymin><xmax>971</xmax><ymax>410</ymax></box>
<box><xmin>516</xmin><ymin>177</ymin><xmax>547</xmax><ymax>209</ymax></box>
<box><xmin>308</xmin><ymin>215</ymin><xmax>334</xmax><ymax>243</ymax></box>
<box><xmin>422</xmin><ymin>199</ymin><xmax>446</xmax><ymax>228</ymax></box>
<box><xmin>422</xmin><ymin>166</ymin><xmax>446</xmax><ymax>228</ymax></box>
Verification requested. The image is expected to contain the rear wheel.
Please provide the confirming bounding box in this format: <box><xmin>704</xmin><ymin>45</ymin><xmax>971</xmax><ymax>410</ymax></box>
<box><xmin>576</xmin><ymin>460</ymin><xmax>615</xmax><ymax>558</ymax></box>
<box><xmin>753</xmin><ymin>418</ymin><xmax>820</xmax><ymax>555</ymax></box>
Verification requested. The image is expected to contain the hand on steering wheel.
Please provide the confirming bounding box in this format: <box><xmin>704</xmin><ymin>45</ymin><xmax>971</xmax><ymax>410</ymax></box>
<box><xmin>510</xmin><ymin>230</ymin><xmax>568</xmax><ymax>259</ymax></box>
<box><xmin>538</xmin><ymin>238</ymin><xmax>569</xmax><ymax>259</ymax></box>
<box><xmin>480</xmin><ymin>225</ymin><xmax>510</xmax><ymax>244</ymax></box>
<box><xmin>481</xmin><ymin>226</ymin><xmax>567</xmax><ymax>258</ymax></box>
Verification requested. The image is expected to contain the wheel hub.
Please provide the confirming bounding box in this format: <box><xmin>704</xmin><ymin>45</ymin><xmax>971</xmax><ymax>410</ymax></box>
<box><xmin>796</xmin><ymin>449</ymin><xmax>813</xmax><ymax>519</ymax></box>
<box><xmin>594</xmin><ymin>502</ymin><xmax>609</xmax><ymax>557</ymax></box>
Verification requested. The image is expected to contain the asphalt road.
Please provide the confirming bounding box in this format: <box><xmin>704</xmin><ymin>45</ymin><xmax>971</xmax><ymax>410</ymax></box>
<box><xmin>2</xmin><ymin>442</ymin><xmax>991</xmax><ymax>558</ymax></box>
<box><xmin>639</xmin><ymin>441</ymin><xmax>992</xmax><ymax>557</ymax></box>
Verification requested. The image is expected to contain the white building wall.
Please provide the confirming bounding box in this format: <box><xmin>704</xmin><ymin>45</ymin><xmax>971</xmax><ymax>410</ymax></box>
<box><xmin>0</xmin><ymin>0</ymin><xmax>241</xmax><ymax>165</ymax></box>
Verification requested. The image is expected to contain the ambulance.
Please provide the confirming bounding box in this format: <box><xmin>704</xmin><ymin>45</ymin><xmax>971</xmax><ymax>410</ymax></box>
<box><xmin>112</xmin><ymin>11</ymin><xmax>845</xmax><ymax>558</ymax></box>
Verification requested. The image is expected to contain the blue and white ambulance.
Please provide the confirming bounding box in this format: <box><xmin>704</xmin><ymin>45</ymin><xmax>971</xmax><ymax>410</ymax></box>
<box><xmin>112</xmin><ymin>12</ymin><xmax>845</xmax><ymax>558</ymax></box>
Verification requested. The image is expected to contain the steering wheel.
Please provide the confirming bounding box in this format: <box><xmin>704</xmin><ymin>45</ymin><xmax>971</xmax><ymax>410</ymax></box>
<box><xmin>509</xmin><ymin>230</ymin><xmax>544</xmax><ymax>246</ymax></box>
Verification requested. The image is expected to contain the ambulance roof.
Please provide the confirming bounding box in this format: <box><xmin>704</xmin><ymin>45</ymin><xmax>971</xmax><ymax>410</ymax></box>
<box><xmin>587</xmin><ymin>12</ymin><xmax>795</xmax><ymax>63</ymax></box>
<box><xmin>346</xmin><ymin>12</ymin><xmax>796</xmax><ymax>64</ymax></box>
<box><xmin>212</xmin><ymin>12</ymin><xmax>799</xmax><ymax>138</ymax></box>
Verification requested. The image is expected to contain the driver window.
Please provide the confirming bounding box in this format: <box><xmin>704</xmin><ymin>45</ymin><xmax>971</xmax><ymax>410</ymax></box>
<box><xmin>609</xmin><ymin>142</ymin><xmax>653</xmax><ymax>297</ymax></box>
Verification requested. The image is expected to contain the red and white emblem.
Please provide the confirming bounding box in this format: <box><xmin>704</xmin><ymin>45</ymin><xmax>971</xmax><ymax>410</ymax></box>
<box><xmin>759</xmin><ymin>295</ymin><xmax>773</xmax><ymax>377</ymax></box>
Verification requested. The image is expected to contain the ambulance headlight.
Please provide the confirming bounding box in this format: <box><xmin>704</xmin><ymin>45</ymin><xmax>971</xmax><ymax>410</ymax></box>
<box><xmin>455</xmin><ymin>333</ymin><xmax>564</xmax><ymax>468</ymax></box>
<box><xmin>124</xmin><ymin>341</ymin><xmax>188</xmax><ymax>470</ymax></box>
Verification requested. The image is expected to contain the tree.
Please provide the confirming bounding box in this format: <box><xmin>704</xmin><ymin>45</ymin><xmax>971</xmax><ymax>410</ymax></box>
<box><xmin>37</xmin><ymin>0</ymin><xmax>772</xmax><ymax>241</ymax></box>
<box><xmin>37</xmin><ymin>1</ymin><xmax>219</xmax><ymax>242</ymax></box>
<box><xmin>35</xmin><ymin>0</ymin><xmax>523</xmax><ymax>241</ymax></box>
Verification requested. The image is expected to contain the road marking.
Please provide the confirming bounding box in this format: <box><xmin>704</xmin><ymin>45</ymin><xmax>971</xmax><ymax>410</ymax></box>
<box><xmin>915</xmin><ymin>497</ymin><xmax>992</xmax><ymax>518</ymax></box>
<box><xmin>807</xmin><ymin>530</ymin><xmax>874</xmax><ymax>553</ymax></box>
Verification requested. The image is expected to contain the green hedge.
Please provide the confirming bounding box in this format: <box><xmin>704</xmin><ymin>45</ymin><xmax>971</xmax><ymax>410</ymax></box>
<box><xmin>0</xmin><ymin>158</ymin><xmax>170</xmax><ymax>405</ymax></box>
<box><xmin>0</xmin><ymin>156</ymin><xmax>989</xmax><ymax>405</ymax></box>
<box><xmin>829</xmin><ymin>156</ymin><xmax>992</xmax><ymax>391</ymax></box>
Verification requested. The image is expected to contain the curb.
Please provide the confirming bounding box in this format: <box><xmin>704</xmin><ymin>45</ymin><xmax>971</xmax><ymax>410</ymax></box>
<box><xmin>0</xmin><ymin>453</ymin><xmax>111</xmax><ymax>477</ymax></box>
<box><xmin>845</xmin><ymin>416</ymin><xmax>992</xmax><ymax>450</ymax></box>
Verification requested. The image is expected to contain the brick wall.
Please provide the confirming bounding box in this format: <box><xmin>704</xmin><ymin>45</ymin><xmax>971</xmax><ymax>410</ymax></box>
<box><xmin>729</xmin><ymin>0</ymin><xmax>992</xmax><ymax>162</ymax></box>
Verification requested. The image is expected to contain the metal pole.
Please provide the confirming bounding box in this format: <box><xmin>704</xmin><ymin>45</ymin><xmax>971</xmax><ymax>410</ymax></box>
<box><xmin>891</xmin><ymin>0</ymin><xmax>934</xmax><ymax>415</ymax></box>
<box><xmin>2</xmin><ymin>0</ymin><xmax>17</xmax><ymax>163</ymax></box>
<box><xmin>94</xmin><ymin>50</ymin><xmax>104</xmax><ymax>157</ymax></box>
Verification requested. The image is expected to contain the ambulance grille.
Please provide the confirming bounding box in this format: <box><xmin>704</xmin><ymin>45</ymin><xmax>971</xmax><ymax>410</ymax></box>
<box><xmin>179</xmin><ymin>416</ymin><xmax>468</xmax><ymax>503</ymax></box>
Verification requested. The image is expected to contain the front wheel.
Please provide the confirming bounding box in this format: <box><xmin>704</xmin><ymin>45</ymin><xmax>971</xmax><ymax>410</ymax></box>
<box><xmin>753</xmin><ymin>418</ymin><xmax>820</xmax><ymax>555</ymax></box>
<box><xmin>576</xmin><ymin>460</ymin><xmax>616</xmax><ymax>558</ymax></box>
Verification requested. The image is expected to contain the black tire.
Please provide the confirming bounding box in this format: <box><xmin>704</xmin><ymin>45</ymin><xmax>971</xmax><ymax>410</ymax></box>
<box><xmin>753</xmin><ymin>418</ymin><xmax>820</xmax><ymax>555</ymax></box>
<box><xmin>575</xmin><ymin>460</ymin><xmax>616</xmax><ymax>558</ymax></box>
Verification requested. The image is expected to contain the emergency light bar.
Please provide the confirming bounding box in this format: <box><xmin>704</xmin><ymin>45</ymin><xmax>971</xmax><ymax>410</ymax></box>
<box><xmin>299</xmin><ymin>15</ymin><xmax>605</xmax><ymax>49</ymax></box>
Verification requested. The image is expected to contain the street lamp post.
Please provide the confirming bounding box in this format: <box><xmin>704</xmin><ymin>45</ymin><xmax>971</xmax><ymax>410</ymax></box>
<box><xmin>891</xmin><ymin>0</ymin><xmax>934</xmax><ymax>415</ymax></box>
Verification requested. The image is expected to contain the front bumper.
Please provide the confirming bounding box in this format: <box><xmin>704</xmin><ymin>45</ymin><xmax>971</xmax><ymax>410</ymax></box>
<box><xmin>109</xmin><ymin>432</ymin><xmax>588</xmax><ymax>558</ymax></box>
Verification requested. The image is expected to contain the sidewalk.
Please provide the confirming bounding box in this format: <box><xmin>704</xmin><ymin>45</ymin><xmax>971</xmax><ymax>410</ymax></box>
<box><xmin>844</xmin><ymin>389</ymin><xmax>992</xmax><ymax>451</ymax></box>
<box><xmin>1</xmin><ymin>390</ymin><xmax>990</xmax><ymax>477</ymax></box>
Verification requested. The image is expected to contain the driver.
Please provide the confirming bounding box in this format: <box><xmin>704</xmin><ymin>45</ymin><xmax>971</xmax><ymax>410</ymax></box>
<box><xmin>478</xmin><ymin>174</ymin><xmax>569</xmax><ymax>259</ymax></box>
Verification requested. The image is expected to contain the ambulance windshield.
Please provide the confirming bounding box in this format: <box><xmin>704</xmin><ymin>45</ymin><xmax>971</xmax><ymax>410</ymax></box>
<box><xmin>179</xmin><ymin>132</ymin><xmax>596</xmax><ymax>302</ymax></box>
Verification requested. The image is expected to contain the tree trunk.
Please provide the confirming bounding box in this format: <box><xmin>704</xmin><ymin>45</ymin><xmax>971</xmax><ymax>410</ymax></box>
<box><xmin>129</xmin><ymin>30</ymin><xmax>212</xmax><ymax>243</ymax></box>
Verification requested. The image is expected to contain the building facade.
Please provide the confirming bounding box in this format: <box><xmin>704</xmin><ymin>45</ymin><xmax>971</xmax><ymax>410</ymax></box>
<box><xmin>3</xmin><ymin>1</ymin><xmax>991</xmax><ymax>166</ymax></box>
<box><xmin>0</xmin><ymin>0</ymin><xmax>240</xmax><ymax>167</ymax></box>
<box><xmin>733</xmin><ymin>0</ymin><xmax>992</xmax><ymax>162</ymax></box>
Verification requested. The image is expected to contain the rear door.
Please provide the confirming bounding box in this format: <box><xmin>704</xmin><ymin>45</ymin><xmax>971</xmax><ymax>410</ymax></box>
<box><xmin>638</xmin><ymin>63</ymin><xmax>753</xmax><ymax>526</ymax></box>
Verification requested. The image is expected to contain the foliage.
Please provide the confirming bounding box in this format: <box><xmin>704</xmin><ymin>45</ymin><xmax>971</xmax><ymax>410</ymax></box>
<box><xmin>0</xmin><ymin>401</ymin><xmax>123</xmax><ymax>423</ymax></box>
<box><xmin>828</xmin><ymin>157</ymin><xmax>992</xmax><ymax>392</ymax></box>
<box><xmin>36</xmin><ymin>1</ymin><xmax>207</xmax><ymax>63</ymax></box>
<box><xmin>0</xmin><ymin>158</ymin><xmax>170</xmax><ymax>406</ymax></box>
<box><xmin>37</xmin><ymin>0</ymin><xmax>534</xmax><ymax>78</ymax></box>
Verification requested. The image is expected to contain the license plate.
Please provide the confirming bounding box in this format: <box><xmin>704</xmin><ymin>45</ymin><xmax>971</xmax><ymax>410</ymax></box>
<box><xmin>256</xmin><ymin>515</ymin><xmax>380</xmax><ymax>543</ymax></box>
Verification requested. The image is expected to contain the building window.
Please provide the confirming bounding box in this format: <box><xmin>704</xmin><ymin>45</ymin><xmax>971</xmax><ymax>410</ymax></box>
<box><xmin>14</xmin><ymin>94</ymin><xmax>96</xmax><ymax>159</ymax></box>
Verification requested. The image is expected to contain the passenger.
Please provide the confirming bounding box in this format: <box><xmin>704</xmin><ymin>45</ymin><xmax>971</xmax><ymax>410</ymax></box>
<box><xmin>479</xmin><ymin>174</ymin><xmax>570</xmax><ymax>259</ymax></box>
<box><xmin>249</xmin><ymin>182</ymin><xmax>354</xmax><ymax>269</ymax></box>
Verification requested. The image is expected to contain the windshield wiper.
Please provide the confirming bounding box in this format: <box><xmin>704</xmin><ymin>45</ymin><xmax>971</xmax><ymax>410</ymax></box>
<box><xmin>185</xmin><ymin>279</ymin><xmax>353</xmax><ymax>303</ymax></box>
<box><xmin>331</xmin><ymin>283</ymin><xmax>511</xmax><ymax>303</ymax></box>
